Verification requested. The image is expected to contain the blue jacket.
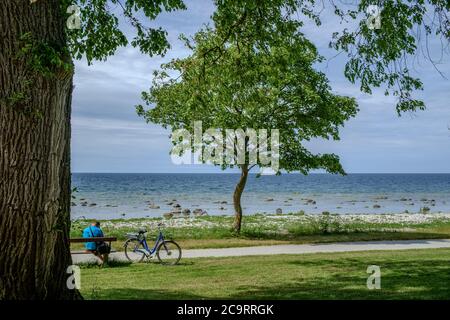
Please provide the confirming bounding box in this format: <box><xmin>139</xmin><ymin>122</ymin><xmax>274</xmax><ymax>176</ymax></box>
<box><xmin>82</xmin><ymin>225</ymin><xmax>104</xmax><ymax>250</ymax></box>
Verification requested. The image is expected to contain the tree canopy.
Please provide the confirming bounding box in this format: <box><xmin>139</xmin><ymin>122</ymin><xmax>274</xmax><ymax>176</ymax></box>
<box><xmin>209</xmin><ymin>0</ymin><xmax>449</xmax><ymax>113</ymax></box>
<box><xmin>31</xmin><ymin>0</ymin><xmax>448</xmax><ymax>111</ymax></box>
<box><xmin>137</xmin><ymin>23</ymin><xmax>358</xmax><ymax>174</ymax></box>
<box><xmin>65</xmin><ymin>0</ymin><xmax>186</xmax><ymax>63</ymax></box>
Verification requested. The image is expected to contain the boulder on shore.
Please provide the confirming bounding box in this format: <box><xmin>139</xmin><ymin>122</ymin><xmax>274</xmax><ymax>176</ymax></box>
<box><xmin>420</xmin><ymin>207</ymin><xmax>431</xmax><ymax>214</ymax></box>
<box><xmin>193</xmin><ymin>208</ymin><xmax>208</xmax><ymax>216</ymax></box>
<box><xmin>172</xmin><ymin>211</ymin><xmax>181</xmax><ymax>218</ymax></box>
<box><xmin>172</xmin><ymin>207</ymin><xmax>181</xmax><ymax>213</ymax></box>
<box><xmin>163</xmin><ymin>212</ymin><xmax>174</xmax><ymax>219</ymax></box>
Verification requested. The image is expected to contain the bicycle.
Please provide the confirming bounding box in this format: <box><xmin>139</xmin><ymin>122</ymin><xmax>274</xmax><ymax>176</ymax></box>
<box><xmin>123</xmin><ymin>223</ymin><xmax>182</xmax><ymax>265</ymax></box>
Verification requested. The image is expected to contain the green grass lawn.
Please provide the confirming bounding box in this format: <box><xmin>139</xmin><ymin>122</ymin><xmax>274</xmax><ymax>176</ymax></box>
<box><xmin>71</xmin><ymin>213</ymin><xmax>450</xmax><ymax>250</ymax></box>
<box><xmin>79</xmin><ymin>248</ymin><xmax>450</xmax><ymax>300</ymax></box>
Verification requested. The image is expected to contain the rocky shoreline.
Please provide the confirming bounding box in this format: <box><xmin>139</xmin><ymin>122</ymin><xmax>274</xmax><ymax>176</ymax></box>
<box><xmin>71</xmin><ymin>194</ymin><xmax>449</xmax><ymax>220</ymax></box>
<box><xmin>72</xmin><ymin>212</ymin><xmax>450</xmax><ymax>230</ymax></box>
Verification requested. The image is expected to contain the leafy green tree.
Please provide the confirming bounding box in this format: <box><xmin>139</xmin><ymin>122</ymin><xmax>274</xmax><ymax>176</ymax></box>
<box><xmin>0</xmin><ymin>0</ymin><xmax>185</xmax><ymax>300</ymax></box>
<box><xmin>137</xmin><ymin>19</ymin><xmax>358</xmax><ymax>232</ymax></box>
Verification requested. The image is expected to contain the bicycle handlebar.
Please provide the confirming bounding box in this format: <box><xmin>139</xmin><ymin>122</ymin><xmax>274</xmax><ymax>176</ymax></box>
<box><xmin>126</xmin><ymin>223</ymin><xmax>165</xmax><ymax>238</ymax></box>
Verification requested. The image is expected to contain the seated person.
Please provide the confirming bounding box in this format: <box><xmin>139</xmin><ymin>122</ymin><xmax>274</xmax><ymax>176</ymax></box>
<box><xmin>82</xmin><ymin>221</ymin><xmax>107</xmax><ymax>263</ymax></box>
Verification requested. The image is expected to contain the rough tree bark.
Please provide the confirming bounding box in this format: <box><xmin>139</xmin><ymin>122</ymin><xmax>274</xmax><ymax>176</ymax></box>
<box><xmin>0</xmin><ymin>0</ymin><xmax>80</xmax><ymax>299</ymax></box>
<box><xmin>232</xmin><ymin>164</ymin><xmax>249</xmax><ymax>233</ymax></box>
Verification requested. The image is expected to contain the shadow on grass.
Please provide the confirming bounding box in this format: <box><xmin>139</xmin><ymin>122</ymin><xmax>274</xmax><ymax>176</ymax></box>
<box><xmin>171</xmin><ymin>261</ymin><xmax>195</xmax><ymax>266</ymax></box>
<box><xmin>84</xmin><ymin>288</ymin><xmax>205</xmax><ymax>300</ymax></box>
<box><xmin>79</xmin><ymin>260</ymin><xmax>132</xmax><ymax>269</ymax></box>
<box><xmin>228</xmin><ymin>260</ymin><xmax>450</xmax><ymax>300</ymax></box>
<box><xmin>84</xmin><ymin>257</ymin><xmax>450</xmax><ymax>300</ymax></box>
<box><xmin>239</xmin><ymin>229</ymin><xmax>450</xmax><ymax>243</ymax></box>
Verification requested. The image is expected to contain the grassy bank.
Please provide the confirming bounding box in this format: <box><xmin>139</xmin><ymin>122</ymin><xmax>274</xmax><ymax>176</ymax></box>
<box><xmin>79</xmin><ymin>248</ymin><xmax>450</xmax><ymax>299</ymax></box>
<box><xmin>70</xmin><ymin>212</ymin><xmax>450</xmax><ymax>250</ymax></box>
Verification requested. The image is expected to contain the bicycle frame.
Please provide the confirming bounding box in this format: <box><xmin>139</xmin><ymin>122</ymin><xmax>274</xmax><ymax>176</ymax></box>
<box><xmin>134</xmin><ymin>230</ymin><xmax>165</xmax><ymax>257</ymax></box>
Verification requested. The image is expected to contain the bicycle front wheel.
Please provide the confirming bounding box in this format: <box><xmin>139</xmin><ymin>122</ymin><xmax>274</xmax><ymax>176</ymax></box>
<box><xmin>124</xmin><ymin>238</ymin><xmax>146</xmax><ymax>263</ymax></box>
<box><xmin>156</xmin><ymin>240</ymin><xmax>182</xmax><ymax>265</ymax></box>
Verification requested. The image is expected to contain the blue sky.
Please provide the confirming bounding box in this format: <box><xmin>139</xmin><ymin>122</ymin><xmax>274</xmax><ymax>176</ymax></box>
<box><xmin>72</xmin><ymin>1</ymin><xmax>450</xmax><ymax>173</ymax></box>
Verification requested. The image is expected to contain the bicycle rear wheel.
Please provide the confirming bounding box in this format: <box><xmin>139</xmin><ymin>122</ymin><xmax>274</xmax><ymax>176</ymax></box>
<box><xmin>156</xmin><ymin>240</ymin><xmax>182</xmax><ymax>265</ymax></box>
<box><xmin>124</xmin><ymin>238</ymin><xmax>146</xmax><ymax>263</ymax></box>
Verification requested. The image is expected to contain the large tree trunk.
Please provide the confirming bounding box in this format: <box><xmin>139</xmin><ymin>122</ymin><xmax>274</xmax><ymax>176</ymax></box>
<box><xmin>0</xmin><ymin>0</ymin><xmax>79</xmax><ymax>299</ymax></box>
<box><xmin>232</xmin><ymin>165</ymin><xmax>249</xmax><ymax>233</ymax></box>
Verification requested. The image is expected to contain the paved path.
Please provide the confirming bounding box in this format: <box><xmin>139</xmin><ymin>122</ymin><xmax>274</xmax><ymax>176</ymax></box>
<box><xmin>71</xmin><ymin>239</ymin><xmax>450</xmax><ymax>264</ymax></box>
